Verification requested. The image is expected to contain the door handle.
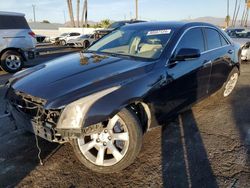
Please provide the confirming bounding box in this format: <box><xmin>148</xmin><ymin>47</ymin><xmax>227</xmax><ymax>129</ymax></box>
<box><xmin>203</xmin><ymin>60</ymin><xmax>212</xmax><ymax>67</ymax></box>
<box><xmin>228</xmin><ymin>49</ymin><xmax>234</xmax><ymax>54</ymax></box>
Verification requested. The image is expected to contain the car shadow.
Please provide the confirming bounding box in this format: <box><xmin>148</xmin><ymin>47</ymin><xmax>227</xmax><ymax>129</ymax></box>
<box><xmin>0</xmin><ymin>128</ymin><xmax>59</xmax><ymax>187</ymax></box>
<box><xmin>0</xmin><ymin>83</ymin><xmax>59</xmax><ymax>188</ymax></box>
<box><xmin>230</xmin><ymin>86</ymin><xmax>250</xmax><ymax>164</ymax></box>
<box><xmin>161</xmin><ymin>110</ymin><xmax>218</xmax><ymax>188</ymax></box>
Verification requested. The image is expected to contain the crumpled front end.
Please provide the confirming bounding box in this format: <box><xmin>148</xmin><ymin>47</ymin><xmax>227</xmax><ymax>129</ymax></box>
<box><xmin>5</xmin><ymin>87</ymin><xmax>64</xmax><ymax>143</ymax></box>
<box><xmin>4</xmin><ymin>86</ymin><xmax>118</xmax><ymax>144</ymax></box>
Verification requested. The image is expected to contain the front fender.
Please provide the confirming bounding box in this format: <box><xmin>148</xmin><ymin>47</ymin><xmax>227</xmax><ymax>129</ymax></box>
<box><xmin>83</xmin><ymin>69</ymin><xmax>165</xmax><ymax>128</ymax></box>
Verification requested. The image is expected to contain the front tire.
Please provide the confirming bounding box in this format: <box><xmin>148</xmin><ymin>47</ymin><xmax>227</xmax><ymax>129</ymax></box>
<box><xmin>0</xmin><ymin>50</ymin><xmax>23</xmax><ymax>73</ymax></box>
<box><xmin>71</xmin><ymin>108</ymin><xmax>143</xmax><ymax>173</ymax></box>
<box><xmin>60</xmin><ymin>40</ymin><xmax>66</xmax><ymax>46</ymax></box>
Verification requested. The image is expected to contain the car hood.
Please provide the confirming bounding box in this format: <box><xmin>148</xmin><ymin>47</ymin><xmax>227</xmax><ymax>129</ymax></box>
<box><xmin>9</xmin><ymin>52</ymin><xmax>156</xmax><ymax>108</ymax></box>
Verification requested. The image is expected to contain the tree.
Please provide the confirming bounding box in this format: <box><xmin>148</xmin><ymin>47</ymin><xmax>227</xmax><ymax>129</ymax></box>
<box><xmin>225</xmin><ymin>15</ymin><xmax>230</xmax><ymax>27</ymax></box>
<box><xmin>100</xmin><ymin>19</ymin><xmax>111</xmax><ymax>28</ymax></box>
<box><xmin>76</xmin><ymin>0</ymin><xmax>80</xmax><ymax>27</ymax></box>
<box><xmin>67</xmin><ymin>0</ymin><xmax>75</xmax><ymax>27</ymax></box>
<box><xmin>42</xmin><ymin>20</ymin><xmax>50</xmax><ymax>23</ymax></box>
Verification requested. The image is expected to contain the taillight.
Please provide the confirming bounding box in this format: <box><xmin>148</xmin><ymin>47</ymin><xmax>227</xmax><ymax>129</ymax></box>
<box><xmin>28</xmin><ymin>31</ymin><xmax>36</xmax><ymax>38</ymax></box>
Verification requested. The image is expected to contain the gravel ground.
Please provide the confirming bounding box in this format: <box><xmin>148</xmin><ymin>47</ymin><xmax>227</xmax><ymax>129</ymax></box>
<box><xmin>0</xmin><ymin>48</ymin><xmax>249</xmax><ymax>187</ymax></box>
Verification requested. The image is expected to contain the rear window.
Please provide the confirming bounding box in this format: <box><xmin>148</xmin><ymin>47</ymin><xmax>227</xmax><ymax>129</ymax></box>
<box><xmin>0</xmin><ymin>15</ymin><xmax>30</xmax><ymax>29</ymax></box>
<box><xmin>205</xmin><ymin>28</ymin><xmax>222</xmax><ymax>50</ymax></box>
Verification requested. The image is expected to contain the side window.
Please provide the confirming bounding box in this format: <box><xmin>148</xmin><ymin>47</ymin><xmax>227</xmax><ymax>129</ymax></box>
<box><xmin>70</xmin><ymin>33</ymin><xmax>79</xmax><ymax>36</ymax></box>
<box><xmin>205</xmin><ymin>28</ymin><xmax>222</xmax><ymax>50</ymax></box>
<box><xmin>0</xmin><ymin>15</ymin><xmax>30</xmax><ymax>29</ymax></box>
<box><xmin>176</xmin><ymin>28</ymin><xmax>205</xmax><ymax>53</ymax></box>
<box><xmin>220</xmin><ymin>35</ymin><xmax>229</xmax><ymax>46</ymax></box>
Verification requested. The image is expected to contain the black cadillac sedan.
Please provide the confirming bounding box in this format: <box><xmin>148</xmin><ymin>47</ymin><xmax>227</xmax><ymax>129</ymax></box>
<box><xmin>4</xmin><ymin>22</ymin><xmax>240</xmax><ymax>173</ymax></box>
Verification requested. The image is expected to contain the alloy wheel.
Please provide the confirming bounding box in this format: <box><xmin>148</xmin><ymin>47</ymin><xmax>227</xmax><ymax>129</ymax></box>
<box><xmin>223</xmin><ymin>73</ymin><xmax>239</xmax><ymax>97</ymax></box>
<box><xmin>5</xmin><ymin>55</ymin><xmax>21</xmax><ymax>70</ymax></box>
<box><xmin>77</xmin><ymin>115</ymin><xmax>130</xmax><ymax>166</ymax></box>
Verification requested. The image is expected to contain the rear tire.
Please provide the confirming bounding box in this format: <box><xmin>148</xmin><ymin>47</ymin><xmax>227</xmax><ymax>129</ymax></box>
<box><xmin>215</xmin><ymin>67</ymin><xmax>239</xmax><ymax>98</ymax></box>
<box><xmin>71</xmin><ymin>108</ymin><xmax>143</xmax><ymax>173</ymax></box>
<box><xmin>0</xmin><ymin>50</ymin><xmax>23</xmax><ymax>73</ymax></box>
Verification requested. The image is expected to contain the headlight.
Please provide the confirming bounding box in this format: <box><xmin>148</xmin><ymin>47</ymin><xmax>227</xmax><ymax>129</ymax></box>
<box><xmin>57</xmin><ymin>86</ymin><xmax>120</xmax><ymax>130</ymax></box>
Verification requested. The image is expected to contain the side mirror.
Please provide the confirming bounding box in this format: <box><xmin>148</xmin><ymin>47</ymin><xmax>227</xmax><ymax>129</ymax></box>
<box><xmin>172</xmin><ymin>48</ymin><xmax>201</xmax><ymax>62</ymax></box>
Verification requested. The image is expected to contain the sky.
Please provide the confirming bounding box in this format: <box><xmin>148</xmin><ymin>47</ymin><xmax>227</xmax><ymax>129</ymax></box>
<box><xmin>0</xmin><ymin>0</ymin><xmax>246</xmax><ymax>23</ymax></box>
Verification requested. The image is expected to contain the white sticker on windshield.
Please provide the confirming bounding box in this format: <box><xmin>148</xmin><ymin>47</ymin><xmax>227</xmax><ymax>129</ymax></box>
<box><xmin>147</xmin><ymin>29</ymin><xmax>171</xmax><ymax>36</ymax></box>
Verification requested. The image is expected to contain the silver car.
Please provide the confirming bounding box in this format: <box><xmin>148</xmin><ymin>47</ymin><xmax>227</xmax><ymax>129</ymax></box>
<box><xmin>67</xmin><ymin>34</ymin><xmax>95</xmax><ymax>48</ymax></box>
<box><xmin>0</xmin><ymin>11</ymin><xmax>37</xmax><ymax>73</ymax></box>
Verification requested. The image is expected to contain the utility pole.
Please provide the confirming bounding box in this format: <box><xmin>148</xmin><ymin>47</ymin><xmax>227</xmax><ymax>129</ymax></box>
<box><xmin>135</xmin><ymin>0</ymin><xmax>138</xmax><ymax>20</ymax></box>
<box><xmin>32</xmin><ymin>4</ymin><xmax>36</xmax><ymax>23</ymax></box>
<box><xmin>63</xmin><ymin>10</ymin><xmax>66</xmax><ymax>24</ymax></box>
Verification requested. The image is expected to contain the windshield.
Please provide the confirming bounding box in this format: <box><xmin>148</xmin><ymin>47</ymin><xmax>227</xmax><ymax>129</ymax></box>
<box><xmin>108</xmin><ymin>22</ymin><xmax>126</xmax><ymax>29</ymax></box>
<box><xmin>80</xmin><ymin>34</ymin><xmax>90</xmax><ymax>39</ymax></box>
<box><xmin>60</xmin><ymin>33</ymin><xmax>68</xmax><ymax>36</ymax></box>
<box><xmin>88</xmin><ymin>27</ymin><xmax>173</xmax><ymax>59</ymax></box>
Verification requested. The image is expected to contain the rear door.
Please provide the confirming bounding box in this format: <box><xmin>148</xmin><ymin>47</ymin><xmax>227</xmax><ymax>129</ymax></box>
<box><xmin>68</xmin><ymin>33</ymin><xmax>81</xmax><ymax>41</ymax></box>
<box><xmin>203</xmin><ymin>28</ymin><xmax>234</xmax><ymax>94</ymax></box>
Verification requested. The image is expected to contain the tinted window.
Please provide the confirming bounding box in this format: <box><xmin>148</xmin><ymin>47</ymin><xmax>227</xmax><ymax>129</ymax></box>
<box><xmin>0</xmin><ymin>15</ymin><xmax>30</xmax><ymax>29</ymax></box>
<box><xmin>70</xmin><ymin>33</ymin><xmax>80</xmax><ymax>36</ymax></box>
<box><xmin>176</xmin><ymin>28</ymin><xmax>205</xmax><ymax>53</ymax></box>
<box><xmin>205</xmin><ymin>28</ymin><xmax>222</xmax><ymax>50</ymax></box>
<box><xmin>220</xmin><ymin>35</ymin><xmax>228</xmax><ymax>46</ymax></box>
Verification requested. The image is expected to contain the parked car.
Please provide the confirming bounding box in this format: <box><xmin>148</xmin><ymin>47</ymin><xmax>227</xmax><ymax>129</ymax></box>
<box><xmin>94</xmin><ymin>19</ymin><xmax>146</xmax><ymax>39</ymax></box>
<box><xmin>229</xmin><ymin>31</ymin><xmax>250</xmax><ymax>61</ymax></box>
<box><xmin>50</xmin><ymin>33</ymin><xmax>69</xmax><ymax>44</ymax></box>
<box><xmin>67</xmin><ymin>34</ymin><xmax>95</xmax><ymax>48</ymax></box>
<box><xmin>58</xmin><ymin>32</ymin><xmax>81</xmax><ymax>45</ymax></box>
<box><xmin>225</xmin><ymin>28</ymin><xmax>245</xmax><ymax>38</ymax></box>
<box><xmin>0</xmin><ymin>11</ymin><xmax>37</xmax><ymax>73</ymax></box>
<box><xmin>4</xmin><ymin>22</ymin><xmax>240</xmax><ymax>173</ymax></box>
<box><xmin>35</xmin><ymin>34</ymin><xmax>46</xmax><ymax>43</ymax></box>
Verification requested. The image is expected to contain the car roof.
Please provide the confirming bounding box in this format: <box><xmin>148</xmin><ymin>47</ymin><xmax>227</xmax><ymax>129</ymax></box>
<box><xmin>122</xmin><ymin>21</ymin><xmax>216</xmax><ymax>30</ymax></box>
<box><xmin>0</xmin><ymin>11</ymin><xmax>25</xmax><ymax>17</ymax></box>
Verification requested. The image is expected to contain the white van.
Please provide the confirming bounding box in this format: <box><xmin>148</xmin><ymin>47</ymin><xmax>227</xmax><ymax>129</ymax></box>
<box><xmin>0</xmin><ymin>11</ymin><xmax>37</xmax><ymax>73</ymax></box>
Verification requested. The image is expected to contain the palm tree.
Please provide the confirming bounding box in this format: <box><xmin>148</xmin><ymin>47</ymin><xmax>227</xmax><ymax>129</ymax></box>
<box><xmin>232</xmin><ymin>0</ymin><xmax>238</xmax><ymax>26</ymax></box>
<box><xmin>100</xmin><ymin>19</ymin><xmax>111</xmax><ymax>28</ymax></box>
<box><xmin>81</xmin><ymin>0</ymin><xmax>88</xmax><ymax>27</ymax></box>
<box><xmin>67</xmin><ymin>0</ymin><xmax>75</xmax><ymax>27</ymax></box>
<box><xmin>233</xmin><ymin>1</ymin><xmax>241</xmax><ymax>26</ymax></box>
<box><xmin>225</xmin><ymin>15</ymin><xmax>231</xmax><ymax>27</ymax></box>
<box><xmin>77</xmin><ymin>0</ymin><xmax>80</xmax><ymax>27</ymax></box>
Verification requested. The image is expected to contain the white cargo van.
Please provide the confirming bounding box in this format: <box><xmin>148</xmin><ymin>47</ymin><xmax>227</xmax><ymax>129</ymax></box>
<box><xmin>0</xmin><ymin>11</ymin><xmax>37</xmax><ymax>73</ymax></box>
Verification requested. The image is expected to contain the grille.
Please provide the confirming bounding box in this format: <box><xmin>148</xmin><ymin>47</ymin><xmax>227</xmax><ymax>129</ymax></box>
<box><xmin>6</xmin><ymin>88</ymin><xmax>46</xmax><ymax>119</ymax></box>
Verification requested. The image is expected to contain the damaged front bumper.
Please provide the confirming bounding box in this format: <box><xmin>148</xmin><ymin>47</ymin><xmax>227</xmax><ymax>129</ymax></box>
<box><xmin>4</xmin><ymin>88</ymin><xmax>68</xmax><ymax>143</ymax></box>
<box><xmin>4</xmin><ymin>87</ymin><xmax>103</xmax><ymax>143</ymax></box>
